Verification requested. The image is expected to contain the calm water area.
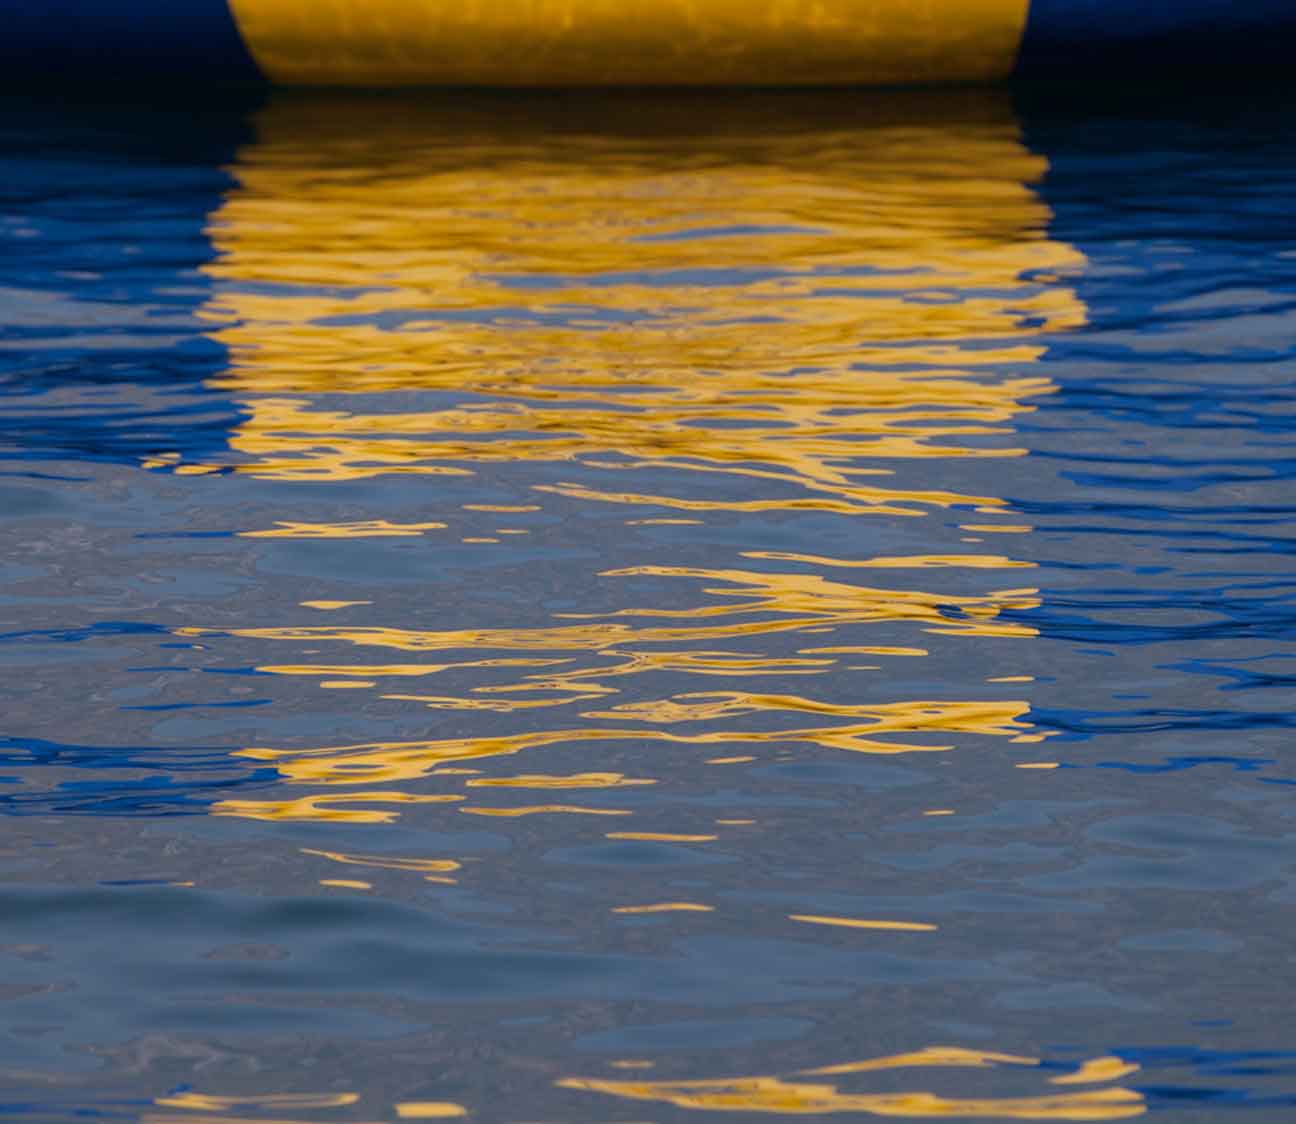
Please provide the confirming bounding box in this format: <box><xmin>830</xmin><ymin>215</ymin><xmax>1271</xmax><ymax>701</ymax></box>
<box><xmin>1</xmin><ymin>83</ymin><xmax>1294</xmax><ymax>1121</ymax></box>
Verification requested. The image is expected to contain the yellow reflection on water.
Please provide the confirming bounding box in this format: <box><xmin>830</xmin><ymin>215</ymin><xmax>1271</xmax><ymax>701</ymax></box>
<box><xmin>182</xmin><ymin>91</ymin><xmax>1081</xmax><ymax>826</ymax></box>
<box><xmin>788</xmin><ymin>915</ymin><xmax>937</xmax><ymax>932</ymax></box>
<box><xmin>155</xmin><ymin>1094</ymin><xmax>359</xmax><ymax>1112</ymax></box>
<box><xmin>393</xmin><ymin>1105</ymin><xmax>467</xmax><ymax>1120</ymax></box>
<box><xmin>299</xmin><ymin>848</ymin><xmax>461</xmax><ymax>875</ymax></box>
<box><xmin>242</xmin><ymin>520</ymin><xmax>446</xmax><ymax>538</ymax></box>
<box><xmin>180</xmin><ymin>92</ymin><xmax>1080</xmax><ymax>504</ymax></box>
<box><xmin>558</xmin><ymin>1047</ymin><xmax>1145</xmax><ymax>1119</ymax></box>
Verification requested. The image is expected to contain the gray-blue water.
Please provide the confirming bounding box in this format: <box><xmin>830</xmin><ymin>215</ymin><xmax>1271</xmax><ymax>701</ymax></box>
<box><xmin>1</xmin><ymin>86</ymin><xmax>1294</xmax><ymax>1121</ymax></box>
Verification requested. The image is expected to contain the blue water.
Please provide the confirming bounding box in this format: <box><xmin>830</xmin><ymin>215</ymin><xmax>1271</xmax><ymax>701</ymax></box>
<box><xmin>1</xmin><ymin>86</ymin><xmax>1294</xmax><ymax>1121</ymax></box>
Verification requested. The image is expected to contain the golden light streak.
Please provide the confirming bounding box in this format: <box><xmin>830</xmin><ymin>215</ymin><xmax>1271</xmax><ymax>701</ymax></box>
<box><xmin>788</xmin><ymin>915</ymin><xmax>937</xmax><ymax>932</ymax></box>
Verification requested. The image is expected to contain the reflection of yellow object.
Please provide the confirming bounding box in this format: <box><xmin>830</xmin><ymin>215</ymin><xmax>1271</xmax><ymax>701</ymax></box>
<box><xmin>193</xmin><ymin>93</ymin><xmax>1081</xmax><ymax>500</ymax></box>
<box><xmin>188</xmin><ymin>92</ymin><xmax>1082</xmax><ymax>828</ymax></box>
<box><xmin>242</xmin><ymin>520</ymin><xmax>445</xmax><ymax>538</ymax></box>
<box><xmin>319</xmin><ymin>879</ymin><xmax>371</xmax><ymax>890</ymax></box>
<box><xmin>747</xmin><ymin>552</ymin><xmax>1033</xmax><ymax>570</ymax></box>
<box><xmin>206</xmin><ymin>692</ymin><xmax>1041</xmax><ymax>825</ymax></box>
<box><xmin>1051</xmin><ymin>1059</ymin><xmax>1141</xmax><ymax>1086</ymax></box>
<box><xmin>300</xmin><ymin>848</ymin><xmax>461</xmax><ymax>874</ymax></box>
<box><xmin>789</xmin><ymin>915</ymin><xmax>936</xmax><ymax>932</ymax></box>
<box><xmin>461</xmin><ymin>804</ymin><xmax>631</xmax><ymax>817</ymax></box>
<box><xmin>155</xmin><ymin>1094</ymin><xmax>359</xmax><ymax>1112</ymax></box>
<box><xmin>466</xmin><ymin>772</ymin><xmax>655</xmax><ymax>789</ymax></box>
<box><xmin>213</xmin><ymin>790</ymin><xmax>462</xmax><ymax>824</ymax></box>
<box><xmin>613</xmin><ymin>902</ymin><xmax>715</xmax><ymax>914</ymax></box>
<box><xmin>300</xmin><ymin>600</ymin><xmax>372</xmax><ymax>610</ymax></box>
<box><xmin>607</xmin><ymin>831</ymin><xmax>718</xmax><ymax>843</ymax></box>
<box><xmin>229</xmin><ymin>1</ymin><xmax>1031</xmax><ymax>87</ymax></box>
<box><xmin>558</xmin><ymin>1047</ymin><xmax>1145</xmax><ymax>1119</ymax></box>
<box><xmin>394</xmin><ymin>1104</ymin><xmax>467</xmax><ymax>1119</ymax></box>
<box><xmin>802</xmin><ymin>1048</ymin><xmax>1039</xmax><ymax>1076</ymax></box>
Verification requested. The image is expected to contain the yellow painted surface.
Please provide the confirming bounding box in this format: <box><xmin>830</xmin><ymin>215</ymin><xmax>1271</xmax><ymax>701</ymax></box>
<box><xmin>229</xmin><ymin>0</ymin><xmax>1030</xmax><ymax>87</ymax></box>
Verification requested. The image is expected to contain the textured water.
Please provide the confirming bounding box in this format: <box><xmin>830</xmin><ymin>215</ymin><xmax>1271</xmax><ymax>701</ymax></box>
<box><xmin>1</xmin><ymin>86</ymin><xmax>1294</xmax><ymax>1121</ymax></box>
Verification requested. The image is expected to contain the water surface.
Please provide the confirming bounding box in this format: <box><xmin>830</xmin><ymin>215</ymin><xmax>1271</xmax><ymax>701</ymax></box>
<box><xmin>1</xmin><ymin>86</ymin><xmax>1294</xmax><ymax>1121</ymax></box>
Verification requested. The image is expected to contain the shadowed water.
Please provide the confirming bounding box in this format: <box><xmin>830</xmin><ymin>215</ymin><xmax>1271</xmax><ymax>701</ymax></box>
<box><xmin>1</xmin><ymin>85</ymin><xmax>1294</xmax><ymax>1122</ymax></box>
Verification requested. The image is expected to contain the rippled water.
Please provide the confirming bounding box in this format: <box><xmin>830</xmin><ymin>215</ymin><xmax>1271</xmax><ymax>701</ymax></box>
<box><xmin>2</xmin><ymin>86</ymin><xmax>1295</xmax><ymax>1121</ymax></box>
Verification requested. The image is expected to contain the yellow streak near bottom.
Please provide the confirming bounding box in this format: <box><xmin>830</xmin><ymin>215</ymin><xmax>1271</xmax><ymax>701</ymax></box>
<box><xmin>558</xmin><ymin>1047</ymin><xmax>1146</xmax><ymax>1119</ymax></box>
<box><xmin>790</xmin><ymin>914</ymin><xmax>937</xmax><ymax>932</ymax></box>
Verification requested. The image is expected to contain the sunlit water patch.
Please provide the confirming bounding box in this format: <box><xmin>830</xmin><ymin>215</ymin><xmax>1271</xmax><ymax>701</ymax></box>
<box><xmin>1</xmin><ymin>87</ymin><xmax>1294</xmax><ymax>1122</ymax></box>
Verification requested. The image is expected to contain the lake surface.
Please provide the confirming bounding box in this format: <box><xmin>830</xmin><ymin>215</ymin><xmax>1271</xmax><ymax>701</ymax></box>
<box><xmin>1</xmin><ymin>84</ymin><xmax>1294</xmax><ymax>1122</ymax></box>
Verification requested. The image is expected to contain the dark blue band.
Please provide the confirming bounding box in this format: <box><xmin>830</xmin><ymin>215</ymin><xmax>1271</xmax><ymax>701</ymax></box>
<box><xmin>0</xmin><ymin>0</ymin><xmax>261</xmax><ymax>83</ymax></box>
<box><xmin>1018</xmin><ymin>0</ymin><xmax>1296</xmax><ymax>77</ymax></box>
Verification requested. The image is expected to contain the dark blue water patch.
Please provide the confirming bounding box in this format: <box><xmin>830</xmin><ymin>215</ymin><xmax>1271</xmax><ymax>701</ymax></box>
<box><xmin>0</xmin><ymin>396</ymin><xmax>248</xmax><ymax>470</ymax></box>
<box><xmin>0</xmin><ymin>0</ymin><xmax>260</xmax><ymax>84</ymax></box>
<box><xmin>0</xmin><ymin>736</ymin><xmax>276</xmax><ymax>817</ymax></box>
<box><xmin>133</xmin><ymin>531</ymin><xmax>238</xmax><ymax>540</ymax></box>
<box><xmin>0</xmin><ymin>1102</ymin><xmax>144</xmax><ymax>1122</ymax></box>
<box><xmin>1164</xmin><ymin>655</ymin><xmax>1296</xmax><ymax>693</ymax></box>
<box><xmin>1093</xmin><ymin>756</ymin><xmax>1275</xmax><ymax>775</ymax></box>
<box><xmin>0</xmin><ymin>621</ymin><xmax>171</xmax><ymax>646</ymax></box>
<box><xmin>127</xmin><ymin>665</ymin><xmax>269</xmax><ymax>677</ymax></box>
<box><xmin>1121</xmin><ymin>1048</ymin><xmax>1296</xmax><ymax>1111</ymax></box>
<box><xmin>0</xmin><ymin>95</ymin><xmax>254</xmax><ymax>469</ymax></box>
<box><xmin>1033</xmin><ymin>706</ymin><xmax>1296</xmax><ymax>738</ymax></box>
<box><xmin>1017</xmin><ymin>3</ymin><xmax>1296</xmax><ymax>79</ymax></box>
<box><xmin>1000</xmin><ymin>587</ymin><xmax>1296</xmax><ymax>647</ymax></box>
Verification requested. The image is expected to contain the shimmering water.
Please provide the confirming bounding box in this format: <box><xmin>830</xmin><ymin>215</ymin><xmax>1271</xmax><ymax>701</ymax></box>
<box><xmin>2</xmin><ymin>85</ymin><xmax>1295</xmax><ymax>1121</ymax></box>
